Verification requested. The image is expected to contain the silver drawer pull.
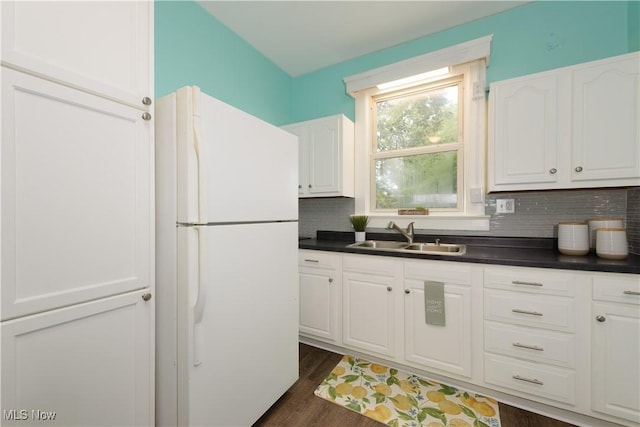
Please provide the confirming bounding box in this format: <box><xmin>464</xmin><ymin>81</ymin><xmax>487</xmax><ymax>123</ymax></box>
<box><xmin>512</xmin><ymin>308</ymin><xmax>543</xmax><ymax>316</ymax></box>
<box><xmin>513</xmin><ymin>342</ymin><xmax>544</xmax><ymax>351</ymax></box>
<box><xmin>304</xmin><ymin>259</ymin><xmax>319</xmax><ymax>263</ymax></box>
<box><xmin>512</xmin><ymin>280</ymin><xmax>543</xmax><ymax>287</ymax></box>
<box><xmin>623</xmin><ymin>290</ymin><xmax>640</xmax><ymax>296</ymax></box>
<box><xmin>513</xmin><ymin>375</ymin><xmax>544</xmax><ymax>386</ymax></box>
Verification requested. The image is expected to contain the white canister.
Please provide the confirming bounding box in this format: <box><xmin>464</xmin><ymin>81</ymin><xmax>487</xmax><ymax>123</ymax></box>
<box><xmin>588</xmin><ymin>217</ymin><xmax>623</xmax><ymax>250</ymax></box>
<box><xmin>557</xmin><ymin>222</ymin><xmax>589</xmax><ymax>256</ymax></box>
<box><xmin>596</xmin><ymin>228</ymin><xmax>628</xmax><ymax>260</ymax></box>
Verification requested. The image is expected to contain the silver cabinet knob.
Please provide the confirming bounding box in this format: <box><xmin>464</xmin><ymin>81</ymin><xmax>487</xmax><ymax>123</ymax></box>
<box><xmin>596</xmin><ymin>315</ymin><xmax>606</xmax><ymax>322</ymax></box>
<box><xmin>575</xmin><ymin>166</ymin><xmax>583</xmax><ymax>172</ymax></box>
<box><xmin>142</xmin><ymin>112</ymin><xmax>152</xmax><ymax>121</ymax></box>
<box><xmin>142</xmin><ymin>96</ymin><xmax>152</xmax><ymax>106</ymax></box>
<box><xmin>549</xmin><ymin>168</ymin><xmax>557</xmax><ymax>174</ymax></box>
<box><xmin>142</xmin><ymin>293</ymin><xmax>152</xmax><ymax>301</ymax></box>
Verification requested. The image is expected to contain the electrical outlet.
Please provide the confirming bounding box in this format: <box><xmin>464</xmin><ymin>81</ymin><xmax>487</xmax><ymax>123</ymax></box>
<box><xmin>496</xmin><ymin>199</ymin><xmax>515</xmax><ymax>214</ymax></box>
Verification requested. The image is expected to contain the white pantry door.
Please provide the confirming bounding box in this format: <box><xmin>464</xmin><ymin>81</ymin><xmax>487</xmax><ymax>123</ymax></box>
<box><xmin>0</xmin><ymin>0</ymin><xmax>152</xmax><ymax>108</ymax></box>
<box><xmin>1</xmin><ymin>289</ymin><xmax>154</xmax><ymax>427</ymax></box>
<box><xmin>0</xmin><ymin>68</ymin><xmax>153</xmax><ymax>320</ymax></box>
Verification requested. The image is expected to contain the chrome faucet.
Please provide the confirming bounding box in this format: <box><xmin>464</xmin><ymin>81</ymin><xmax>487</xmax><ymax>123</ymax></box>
<box><xmin>386</xmin><ymin>221</ymin><xmax>415</xmax><ymax>244</ymax></box>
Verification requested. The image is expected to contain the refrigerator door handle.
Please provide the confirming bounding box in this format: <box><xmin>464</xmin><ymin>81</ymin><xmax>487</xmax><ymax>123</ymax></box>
<box><xmin>192</xmin><ymin>117</ymin><xmax>207</xmax><ymax>224</ymax></box>
<box><xmin>193</xmin><ymin>226</ymin><xmax>207</xmax><ymax>366</ymax></box>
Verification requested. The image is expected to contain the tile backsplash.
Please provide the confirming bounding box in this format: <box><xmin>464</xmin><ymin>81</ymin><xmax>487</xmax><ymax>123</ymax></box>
<box><xmin>299</xmin><ymin>188</ymin><xmax>639</xmax><ymax>255</ymax></box>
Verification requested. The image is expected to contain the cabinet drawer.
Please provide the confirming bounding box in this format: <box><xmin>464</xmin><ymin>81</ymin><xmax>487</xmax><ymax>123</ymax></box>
<box><xmin>299</xmin><ymin>250</ymin><xmax>340</xmax><ymax>270</ymax></box>
<box><xmin>343</xmin><ymin>254</ymin><xmax>398</xmax><ymax>276</ymax></box>
<box><xmin>484</xmin><ymin>321</ymin><xmax>575</xmax><ymax>368</ymax></box>
<box><xmin>592</xmin><ymin>274</ymin><xmax>640</xmax><ymax>305</ymax></box>
<box><xmin>484</xmin><ymin>290</ymin><xmax>575</xmax><ymax>332</ymax></box>
<box><xmin>404</xmin><ymin>260</ymin><xmax>472</xmax><ymax>285</ymax></box>
<box><xmin>484</xmin><ymin>267</ymin><xmax>575</xmax><ymax>297</ymax></box>
<box><xmin>484</xmin><ymin>354</ymin><xmax>576</xmax><ymax>404</ymax></box>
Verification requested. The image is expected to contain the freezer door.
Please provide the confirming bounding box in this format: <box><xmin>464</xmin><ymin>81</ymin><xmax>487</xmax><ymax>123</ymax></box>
<box><xmin>176</xmin><ymin>222</ymin><xmax>299</xmax><ymax>427</ymax></box>
<box><xmin>175</xmin><ymin>87</ymin><xmax>298</xmax><ymax>224</ymax></box>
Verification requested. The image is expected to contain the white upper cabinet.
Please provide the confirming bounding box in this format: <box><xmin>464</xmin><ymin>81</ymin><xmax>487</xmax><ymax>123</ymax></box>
<box><xmin>283</xmin><ymin>114</ymin><xmax>355</xmax><ymax>198</ymax></box>
<box><xmin>1</xmin><ymin>1</ymin><xmax>153</xmax><ymax>109</ymax></box>
<box><xmin>0</xmin><ymin>68</ymin><xmax>153</xmax><ymax>320</ymax></box>
<box><xmin>489</xmin><ymin>52</ymin><xmax>639</xmax><ymax>192</ymax></box>
<box><xmin>571</xmin><ymin>55</ymin><xmax>639</xmax><ymax>182</ymax></box>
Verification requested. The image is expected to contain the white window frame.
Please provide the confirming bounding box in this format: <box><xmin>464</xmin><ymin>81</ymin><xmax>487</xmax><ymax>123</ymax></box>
<box><xmin>344</xmin><ymin>36</ymin><xmax>492</xmax><ymax>231</ymax></box>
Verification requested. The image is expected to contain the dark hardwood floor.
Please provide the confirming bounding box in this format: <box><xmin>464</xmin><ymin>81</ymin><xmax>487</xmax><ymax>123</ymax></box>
<box><xmin>254</xmin><ymin>343</ymin><xmax>576</xmax><ymax>427</ymax></box>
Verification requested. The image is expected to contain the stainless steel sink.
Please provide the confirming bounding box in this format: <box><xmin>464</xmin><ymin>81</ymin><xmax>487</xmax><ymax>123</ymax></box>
<box><xmin>348</xmin><ymin>240</ymin><xmax>466</xmax><ymax>255</ymax></box>
<box><xmin>350</xmin><ymin>240</ymin><xmax>409</xmax><ymax>250</ymax></box>
<box><xmin>404</xmin><ymin>243</ymin><xmax>466</xmax><ymax>254</ymax></box>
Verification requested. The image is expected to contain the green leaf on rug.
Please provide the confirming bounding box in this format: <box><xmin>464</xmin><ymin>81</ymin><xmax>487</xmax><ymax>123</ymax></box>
<box><xmin>342</xmin><ymin>375</ymin><xmax>360</xmax><ymax>383</ymax></box>
<box><xmin>439</xmin><ymin>384</ymin><xmax>458</xmax><ymax>395</ymax></box>
<box><xmin>396</xmin><ymin>410</ymin><xmax>415</xmax><ymax>421</ymax></box>
<box><xmin>461</xmin><ymin>404</ymin><xmax>477</xmax><ymax>419</ymax></box>
<box><xmin>474</xmin><ymin>419</ymin><xmax>491</xmax><ymax>427</ymax></box>
<box><xmin>345</xmin><ymin>402</ymin><xmax>361</xmax><ymax>412</ymax></box>
<box><xmin>421</xmin><ymin>407</ymin><xmax>447</xmax><ymax>424</ymax></box>
<box><xmin>328</xmin><ymin>386</ymin><xmax>336</xmax><ymax>400</ymax></box>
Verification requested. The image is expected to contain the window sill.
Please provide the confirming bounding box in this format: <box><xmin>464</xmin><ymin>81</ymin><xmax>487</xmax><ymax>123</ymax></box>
<box><xmin>367</xmin><ymin>214</ymin><xmax>490</xmax><ymax>231</ymax></box>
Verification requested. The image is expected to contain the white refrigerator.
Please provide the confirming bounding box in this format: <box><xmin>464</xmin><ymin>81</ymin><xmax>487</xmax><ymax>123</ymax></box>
<box><xmin>155</xmin><ymin>86</ymin><xmax>299</xmax><ymax>427</ymax></box>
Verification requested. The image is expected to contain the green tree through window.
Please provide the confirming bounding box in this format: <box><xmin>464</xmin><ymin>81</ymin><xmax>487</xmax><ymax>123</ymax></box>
<box><xmin>373</xmin><ymin>79</ymin><xmax>462</xmax><ymax>210</ymax></box>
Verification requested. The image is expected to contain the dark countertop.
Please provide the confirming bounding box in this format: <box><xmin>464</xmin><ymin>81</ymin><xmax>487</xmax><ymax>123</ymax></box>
<box><xmin>299</xmin><ymin>231</ymin><xmax>640</xmax><ymax>274</ymax></box>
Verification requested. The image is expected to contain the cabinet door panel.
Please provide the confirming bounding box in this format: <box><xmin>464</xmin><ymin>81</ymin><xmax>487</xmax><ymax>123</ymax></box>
<box><xmin>404</xmin><ymin>281</ymin><xmax>472</xmax><ymax>377</ymax></box>
<box><xmin>308</xmin><ymin>120</ymin><xmax>339</xmax><ymax>194</ymax></box>
<box><xmin>0</xmin><ymin>290</ymin><xmax>153</xmax><ymax>427</ymax></box>
<box><xmin>572</xmin><ymin>56</ymin><xmax>640</xmax><ymax>182</ymax></box>
<box><xmin>490</xmin><ymin>74</ymin><xmax>560</xmax><ymax>188</ymax></box>
<box><xmin>1</xmin><ymin>69</ymin><xmax>152</xmax><ymax>320</ymax></box>
<box><xmin>1</xmin><ymin>1</ymin><xmax>152</xmax><ymax>107</ymax></box>
<box><xmin>592</xmin><ymin>302</ymin><xmax>640</xmax><ymax>424</ymax></box>
<box><xmin>343</xmin><ymin>272</ymin><xmax>395</xmax><ymax>357</ymax></box>
<box><xmin>299</xmin><ymin>268</ymin><xmax>338</xmax><ymax>341</ymax></box>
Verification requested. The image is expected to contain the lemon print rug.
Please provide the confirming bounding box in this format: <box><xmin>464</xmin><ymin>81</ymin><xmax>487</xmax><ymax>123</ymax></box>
<box><xmin>315</xmin><ymin>355</ymin><xmax>501</xmax><ymax>427</ymax></box>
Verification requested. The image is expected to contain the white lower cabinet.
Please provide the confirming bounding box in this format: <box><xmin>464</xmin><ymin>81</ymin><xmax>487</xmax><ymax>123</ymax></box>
<box><xmin>0</xmin><ymin>289</ymin><xmax>153</xmax><ymax>427</ymax></box>
<box><xmin>591</xmin><ymin>274</ymin><xmax>640</xmax><ymax>424</ymax></box>
<box><xmin>483</xmin><ymin>267</ymin><xmax>579</xmax><ymax>406</ymax></box>
<box><xmin>403</xmin><ymin>260</ymin><xmax>474</xmax><ymax>378</ymax></box>
<box><xmin>298</xmin><ymin>250</ymin><xmax>341</xmax><ymax>343</ymax></box>
<box><xmin>298</xmin><ymin>249</ymin><xmax>639</xmax><ymax>426</ymax></box>
<box><xmin>342</xmin><ymin>254</ymin><xmax>401</xmax><ymax>358</ymax></box>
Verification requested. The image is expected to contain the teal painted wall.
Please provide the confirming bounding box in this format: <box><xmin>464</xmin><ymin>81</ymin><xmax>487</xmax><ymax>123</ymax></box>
<box><xmin>290</xmin><ymin>1</ymin><xmax>639</xmax><ymax>123</ymax></box>
<box><xmin>155</xmin><ymin>1</ymin><xmax>639</xmax><ymax>126</ymax></box>
<box><xmin>154</xmin><ymin>1</ymin><xmax>291</xmax><ymax>125</ymax></box>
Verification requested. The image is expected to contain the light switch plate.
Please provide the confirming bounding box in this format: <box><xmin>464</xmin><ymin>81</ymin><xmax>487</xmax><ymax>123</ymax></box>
<box><xmin>496</xmin><ymin>199</ymin><xmax>515</xmax><ymax>213</ymax></box>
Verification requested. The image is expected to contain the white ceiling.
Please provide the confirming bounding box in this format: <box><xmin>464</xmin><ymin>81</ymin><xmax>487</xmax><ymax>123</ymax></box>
<box><xmin>198</xmin><ymin>1</ymin><xmax>529</xmax><ymax>77</ymax></box>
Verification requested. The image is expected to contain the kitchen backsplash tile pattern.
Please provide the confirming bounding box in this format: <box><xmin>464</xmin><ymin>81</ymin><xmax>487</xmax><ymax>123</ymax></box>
<box><xmin>299</xmin><ymin>188</ymin><xmax>639</xmax><ymax>255</ymax></box>
<box><xmin>628</xmin><ymin>187</ymin><xmax>640</xmax><ymax>255</ymax></box>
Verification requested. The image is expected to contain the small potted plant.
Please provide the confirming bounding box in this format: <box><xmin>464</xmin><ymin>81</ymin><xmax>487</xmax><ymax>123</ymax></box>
<box><xmin>349</xmin><ymin>215</ymin><xmax>369</xmax><ymax>242</ymax></box>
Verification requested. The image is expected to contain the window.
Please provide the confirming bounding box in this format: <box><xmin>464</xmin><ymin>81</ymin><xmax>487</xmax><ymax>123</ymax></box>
<box><xmin>344</xmin><ymin>36</ymin><xmax>492</xmax><ymax>231</ymax></box>
<box><xmin>372</xmin><ymin>76</ymin><xmax>463</xmax><ymax>212</ymax></box>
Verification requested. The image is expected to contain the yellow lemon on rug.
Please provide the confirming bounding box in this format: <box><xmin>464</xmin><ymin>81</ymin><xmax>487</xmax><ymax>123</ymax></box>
<box><xmin>331</xmin><ymin>366</ymin><xmax>345</xmax><ymax>376</ymax></box>
<box><xmin>449</xmin><ymin>419</ymin><xmax>472</xmax><ymax>427</ymax></box>
<box><xmin>391</xmin><ymin>394</ymin><xmax>413</xmax><ymax>411</ymax></box>
<box><xmin>335</xmin><ymin>382</ymin><xmax>353</xmax><ymax>396</ymax></box>
<box><xmin>364</xmin><ymin>405</ymin><xmax>392</xmax><ymax>422</ymax></box>
<box><xmin>352</xmin><ymin>386</ymin><xmax>368</xmax><ymax>399</ymax></box>
<box><xmin>370</xmin><ymin>364</ymin><xmax>388</xmax><ymax>374</ymax></box>
<box><xmin>373</xmin><ymin>383</ymin><xmax>392</xmax><ymax>396</ymax></box>
<box><xmin>425</xmin><ymin>423</ymin><xmax>445</xmax><ymax>427</ymax></box>
<box><xmin>438</xmin><ymin>399</ymin><xmax>462</xmax><ymax>415</ymax></box>
<box><xmin>471</xmin><ymin>401</ymin><xmax>496</xmax><ymax>417</ymax></box>
<box><xmin>460</xmin><ymin>395</ymin><xmax>477</xmax><ymax>407</ymax></box>
<box><xmin>426</xmin><ymin>390</ymin><xmax>445</xmax><ymax>402</ymax></box>
<box><xmin>399</xmin><ymin>379</ymin><xmax>418</xmax><ymax>393</ymax></box>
